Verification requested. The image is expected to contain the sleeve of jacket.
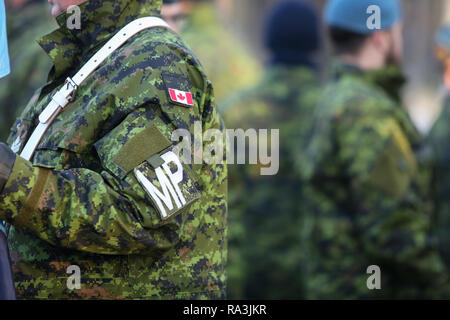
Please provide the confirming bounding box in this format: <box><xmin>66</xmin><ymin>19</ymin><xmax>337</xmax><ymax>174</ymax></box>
<box><xmin>336</xmin><ymin>110</ymin><xmax>448</xmax><ymax>291</ymax></box>
<box><xmin>0</xmin><ymin>110</ymin><xmax>177</xmax><ymax>255</ymax></box>
<box><xmin>0</xmin><ymin>69</ymin><xmax>224</xmax><ymax>256</ymax></box>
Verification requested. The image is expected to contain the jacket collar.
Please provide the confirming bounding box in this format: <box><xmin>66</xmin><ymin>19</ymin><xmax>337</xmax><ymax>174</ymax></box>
<box><xmin>331</xmin><ymin>60</ymin><xmax>420</xmax><ymax>144</ymax></box>
<box><xmin>37</xmin><ymin>0</ymin><xmax>162</xmax><ymax>80</ymax></box>
<box><xmin>332</xmin><ymin>59</ymin><xmax>406</xmax><ymax>104</ymax></box>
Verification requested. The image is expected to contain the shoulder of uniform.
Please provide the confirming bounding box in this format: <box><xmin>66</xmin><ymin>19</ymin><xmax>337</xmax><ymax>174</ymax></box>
<box><xmin>128</xmin><ymin>27</ymin><xmax>199</xmax><ymax>63</ymax></box>
<box><xmin>103</xmin><ymin>26</ymin><xmax>203</xmax><ymax>81</ymax></box>
<box><xmin>319</xmin><ymin>76</ymin><xmax>395</xmax><ymax>122</ymax></box>
<box><xmin>99</xmin><ymin>26</ymin><xmax>208</xmax><ymax>105</ymax></box>
<box><xmin>366</xmin><ymin>118</ymin><xmax>418</xmax><ymax>197</ymax></box>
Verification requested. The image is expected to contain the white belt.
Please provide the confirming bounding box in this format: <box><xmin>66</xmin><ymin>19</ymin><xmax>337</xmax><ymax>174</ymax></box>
<box><xmin>20</xmin><ymin>17</ymin><xmax>171</xmax><ymax>161</ymax></box>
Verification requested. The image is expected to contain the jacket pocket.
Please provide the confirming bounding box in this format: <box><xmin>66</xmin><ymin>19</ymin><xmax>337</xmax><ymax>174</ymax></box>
<box><xmin>94</xmin><ymin>118</ymin><xmax>201</xmax><ymax>227</ymax></box>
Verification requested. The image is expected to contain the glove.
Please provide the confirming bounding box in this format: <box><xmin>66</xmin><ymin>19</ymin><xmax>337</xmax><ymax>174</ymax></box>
<box><xmin>0</xmin><ymin>143</ymin><xmax>15</xmax><ymax>193</ymax></box>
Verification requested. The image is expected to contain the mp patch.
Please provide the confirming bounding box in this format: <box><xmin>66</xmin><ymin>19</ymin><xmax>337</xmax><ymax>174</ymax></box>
<box><xmin>134</xmin><ymin>147</ymin><xmax>201</xmax><ymax>221</ymax></box>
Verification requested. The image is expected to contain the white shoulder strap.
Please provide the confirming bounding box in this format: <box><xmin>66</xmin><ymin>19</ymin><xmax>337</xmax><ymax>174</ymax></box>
<box><xmin>20</xmin><ymin>17</ymin><xmax>171</xmax><ymax>161</ymax></box>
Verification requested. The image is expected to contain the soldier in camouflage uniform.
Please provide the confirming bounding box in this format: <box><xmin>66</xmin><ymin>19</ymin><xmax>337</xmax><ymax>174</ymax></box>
<box><xmin>297</xmin><ymin>0</ymin><xmax>450</xmax><ymax>299</ymax></box>
<box><xmin>0</xmin><ymin>0</ymin><xmax>227</xmax><ymax>299</ymax></box>
<box><xmin>177</xmin><ymin>0</ymin><xmax>261</xmax><ymax>107</ymax></box>
<box><xmin>223</xmin><ymin>1</ymin><xmax>321</xmax><ymax>299</ymax></box>
<box><xmin>0</xmin><ymin>0</ymin><xmax>55</xmax><ymax>141</ymax></box>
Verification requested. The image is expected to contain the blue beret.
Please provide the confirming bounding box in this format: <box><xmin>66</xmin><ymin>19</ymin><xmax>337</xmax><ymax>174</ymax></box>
<box><xmin>265</xmin><ymin>1</ymin><xmax>320</xmax><ymax>55</ymax></box>
<box><xmin>325</xmin><ymin>0</ymin><xmax>402</xmax><ymax>34</ymax></box>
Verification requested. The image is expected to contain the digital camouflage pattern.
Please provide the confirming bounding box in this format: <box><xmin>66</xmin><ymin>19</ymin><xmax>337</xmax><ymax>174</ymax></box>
<box><xmin>0</xmin><ymin>1</ymin><xmax>55</xmax><ymax>141</ymax></box>
<box><xmin>223</xmin><ymin>65</ymin><xmax>320</xmax><ymax>299</ymax></box>
<box><xmin>296</xmin><ymin>62</ymin><xmax>450</xmax><ymax>299</ymax></box>
<box><xmin>181</xmin><ymin>2</ymin><xmax>261</xmax><ymax>108</ymax></box>
<box><xmin>0</xmin><ymin>0</ymin><xmax>227</xmax><ymax>299</ymax></box>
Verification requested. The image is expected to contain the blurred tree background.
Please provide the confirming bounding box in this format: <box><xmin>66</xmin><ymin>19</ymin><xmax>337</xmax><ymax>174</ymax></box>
<box><xmin>220</xmin><ymin>0</ymin><xmax>450</xmax><ymax>133</ymax></box>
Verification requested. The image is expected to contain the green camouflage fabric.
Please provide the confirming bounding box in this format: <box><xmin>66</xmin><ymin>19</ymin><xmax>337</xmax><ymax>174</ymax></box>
<box><xmin>223</xmin><ymin>65</ymin><xmax>320</xmax><ymax>299</ymax></box>
<box><xmin>296</xmin><ymin>62</ymin><xmax>450</xmax><ymax>299</ymax></box>
<box><xmin>180</xmin><ymin>2</ymin><xmax>261</xmax><ymax>107</ymax></box>
<box><xmin>427</xmin><ymin>95</ymin><xmax>450</xmax><ymax>268</ymax></box>
<box><xmin>0</xmin><ymin>0</ymin><xmax>227</xmax><ymax>299</ymax></box>
<box><xmin>0</xmin><ymin>1</ymin><xmax>56</xmax><ymax>141</ymax></box>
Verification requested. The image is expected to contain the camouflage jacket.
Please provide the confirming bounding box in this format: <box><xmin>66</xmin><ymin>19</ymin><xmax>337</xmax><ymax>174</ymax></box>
<box><xmin>0</xmin><ymin>0</ymin><xmax>227</xmax><ymax>299</ymax></box>
<box><xmin>297</xmin><ymin>62</ymin><xmax>449</xmax><ymax>299</ymax></box>
<box><xmin>223</xmin><ymin>65</ymin><xmax>320</xmax><ymax>299</ymax></box>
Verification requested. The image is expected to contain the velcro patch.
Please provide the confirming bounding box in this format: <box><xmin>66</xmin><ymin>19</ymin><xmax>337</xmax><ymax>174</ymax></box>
<box><xmin>368</xmin><ymin>120</ymin><xmax>417</xmax><ymax>198</ymax></box>
<box><xmin>112</xmin><ymin>124</ymin><xmax>172</xmax><ymax>179</ymax></box>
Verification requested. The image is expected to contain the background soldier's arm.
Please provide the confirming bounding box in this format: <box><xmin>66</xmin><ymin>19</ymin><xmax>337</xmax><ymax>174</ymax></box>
<box><xmin>337</xmin><ymin>113</ymin><xmax>448</xmax><ymax>293</ymax></box>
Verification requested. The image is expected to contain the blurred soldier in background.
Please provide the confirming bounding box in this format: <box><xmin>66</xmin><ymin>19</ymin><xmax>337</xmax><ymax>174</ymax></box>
<box><xmin>0</xmin><ymin>0</ymin><xmax>55</xmax><ymax>141</ymax></box>
<box><xmin>223</xmin><ymin>0</ymin><xmax>321</xmax><ymax>299</ymax></box>
<box><xmin>297</xmin><ymin>0</ymin><xmax>450</xmax><ymax>299</ymax></box>
<box><xmin>163</xmin><ymin>0</ymin><xmax>261</xmax><ymax>107</ymax></box>
<box><xmin>427</xmin><ymin>25</ymin><xmax>450</xmax><ymax>268</ymax></box>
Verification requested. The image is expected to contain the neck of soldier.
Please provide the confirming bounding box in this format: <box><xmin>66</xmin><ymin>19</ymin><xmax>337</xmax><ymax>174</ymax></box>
<box><xmin>339</xmin><ymin>44</ymin><xmax>387</xmax><ymax>71</ymax></box>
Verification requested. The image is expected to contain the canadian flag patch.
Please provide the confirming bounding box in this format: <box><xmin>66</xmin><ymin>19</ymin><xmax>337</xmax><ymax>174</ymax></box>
<box><xmin>169</xmin><ymin>88</ymin><xmax>194</xmax><ymax>107</ymax></box>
